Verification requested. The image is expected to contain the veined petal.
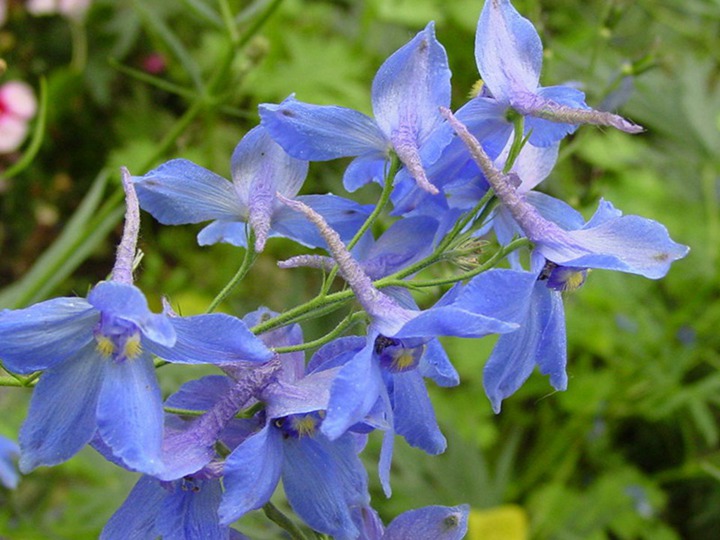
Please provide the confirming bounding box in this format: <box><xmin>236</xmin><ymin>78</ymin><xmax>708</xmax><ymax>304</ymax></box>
<box><xmin>282</xmin><ymin>435</ymin><xmax>364</xmax><ymax>540</ymax></box>
<box><xmin>476</xmin><ymin>0</ymin><xmax>543</xmax><ymax>101</ymax></box>
<box><xmin>100</xmin><ymin>475</ymin><xmax>166</xmax><ymax>540</ymax></box>
<box><xmin>219</xmin><ymin>424</ymin><xmax>283</xmax><ymax>524</ymax></box>
<box><xmin>146</xmin><ymin>313</ymin><xmax>273</xmax><ymax>365</ymax></box>
<box><xmin>391</xmin><ymin>371</ymin><xmax>446</xmax><ymax>454</ymax></box>
<box><xmin>500</xmin><ymin>139</ymin><xmax>559</xmax><ymax>192</ymax></box>
<box><xmin>97</xmin><ymin>354</ymin><xmax>164</xmax><ymax>475</ymax></box>
<box><xmin>165</xmin><ymin>375</ymin><xmax>233</xmax><ymax>412</ymax></box>
<box><xmin>382</xmin><ymin>504</ymin><xmax>469</xmax><ymax>540</ymax></box>
<box><xmin>134</xmin><ymin>159</ymin><xmax>244</xmax><ymax>224</ymax></box>
<box><xmin>156</xmin><ymin>478</ymin><xmax>226</xmax><ymax>540</ymax></box>
<box><xmin>372</xmin><ymin>22</ymin><xmax>451</xmax><ymax>146</ymax></box>
<box><xmin>342</xmin><ymin>151</ymin><xmax>389</xmax><ymax>192</ymax></box>
<box><xmin>0</xmin><ymin>297</ymin><xmax>96</xmax><ymax>373</ymax></box>
<box><xmin>526</xmin><ymin>191</ymin><xmax>585</xmax><ymax>230</ymax></box>
<box><xmin>19</xmin><ymin>344</ymin><xmax>103</xmax><ymax>472</ymax></box>
<box><xmin>259</xmin><ymin>96</ymin><xmax>388</xmax><ymax>160</ymax></box>
<box><xmin>197</xmin><ymin>220</ymin><xmax>249</xmax><ymax>247</ymax></box>
<box><xmin>264</xmin><ymin>368</ymin><xmax>338</xmax><ymax>419</ymax></box>
<box><xmin>230</xmin><ymin>125</ymin><xmax>309</xmax><ymax>251</ymax></box>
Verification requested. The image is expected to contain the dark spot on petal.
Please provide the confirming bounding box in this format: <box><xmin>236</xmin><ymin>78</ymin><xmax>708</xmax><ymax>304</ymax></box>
<box><xmin>280</xmin><ymin>109</ymin><xmax>296</xmax><ymax>118</ymax></box>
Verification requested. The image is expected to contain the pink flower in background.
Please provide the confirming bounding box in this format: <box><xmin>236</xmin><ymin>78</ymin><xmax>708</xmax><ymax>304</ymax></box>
<box><xmin>26</xmin><ymin>0</ymin><xmax>92</xmax><ymax>20</ymax></box>
<box><xmin>0</xmin><ymin>81</ymin><xmax>38</xmax><ymax>154</ymax></box>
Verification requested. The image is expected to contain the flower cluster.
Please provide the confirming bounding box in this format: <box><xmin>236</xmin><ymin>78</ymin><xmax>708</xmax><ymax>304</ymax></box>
<box><xmin>0</xmin><ymin>0</ymin><xmax>687</xmax><ymax>537</ymax></box>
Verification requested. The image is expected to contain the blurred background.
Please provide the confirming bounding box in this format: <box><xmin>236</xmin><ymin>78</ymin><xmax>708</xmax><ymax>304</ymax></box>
<box><xmin>0</xmin><ymin>0</ymin><xmax>718</xmax><ymax>538</ymax></box>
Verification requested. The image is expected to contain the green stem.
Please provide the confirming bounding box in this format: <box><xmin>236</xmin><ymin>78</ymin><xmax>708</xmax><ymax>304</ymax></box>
<box><xmin>262</xmin><ymin>502</ymin><xmax>311</xmax><ymax>540</ymax></box>
<box><xmin>272</xmin><ymin>311</ymin><xmax>366</xmax><ymax>354</ymax></box>
<box><xmin>206</xmin><ymin>232</ymin><xmax>257</xmax><ymax>313</ymax></box>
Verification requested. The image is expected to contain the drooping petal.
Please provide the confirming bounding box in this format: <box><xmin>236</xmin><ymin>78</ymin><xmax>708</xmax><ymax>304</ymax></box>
<box><xmin>196</xmin><ymin>220</ymin><xmax>250</xmax><ymax>247</ymax></box>
<box><xmin>146</xmin><ymin>313</ymin><xmax>273</xmax><ymax>365</ymax></box>
<box><xmin>134</xmin><ymin>159</ymin><xmax>245</xmax><ymax>224</ymax></box>
<box><xmin>483</xmin><ymin>282</ymin><xmax>566</xmax><ymax>413</ymax></box>
<box><xmin>155</xmin><ymin>478</ymin><xmax>227</xmax><ymax>540</ymax></box>
<box><xmin>96</xmin><ymin>354</ymin><xmax>164</xmax><ymax>474</ymax></box>
<box><xmin>475</xmin><ymin>0</ymin><xmax>543</xmax><ymax>102</ymax></box>
<box><xmin>382</xmin><ymin>504</ymin><xmax>470</xmax><ymax>540</ymax></box>
<box><xmin>342</xmin><ymin>151</ymin><xmax>390</xmax><ymax>192</ymax></box>
<box><xmin>259</xmin><ymin>96</ymin><xmax>388</xmax><ymax>160</ymax></box>
<box><xmin>19</xmin><ymin>344</ymin><xmax>103</xmax><ymax>472</ymax></box>
<box><xmin>0</xmin><ymin>297</ymin><xmax>97</xmax><ymax>373</ymax></box>
<box><xmin>391</xmin><ymin>371</ymin><xmax>446</xmax><ymax>454</ymax></box>
<box><xmin>230</xmin><ymin>125</ymin><xmax>309</xmax><ymax>251</ymax></box>
<box><xmin>219</xmin><ymin>424</ymin><xmax>283</xmax><ymax>524</ymax></box>
<box><xmin>0</xmin><ymin>436</ymin><xmax>20</xmax><ymax>489</ymax></box>
<box><xmin>87</xmin><ymin>281</ymin><xmax>175</xmax><ymax>347</ymax></box>
<box><xmin>100</xmin><ymin>475</ymin><xmax>166</xmax><ymax>540</ymax></box>
<box><xmin>418</xmin><ymin>339</ymin><xmax>459</xmax><ymax>387</ymax></box>
<box><xmin>282</xmin><ymin>435</ymin><xmax>365</xmax><ymax>540</ymax></box>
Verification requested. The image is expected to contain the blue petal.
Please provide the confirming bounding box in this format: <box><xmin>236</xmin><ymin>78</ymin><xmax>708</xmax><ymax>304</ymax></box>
<box><xmin>307</xmin><ymin>336</ymin><xmax>366</xmax><ymax>374</ymax></box>
<box><xmin>259</xmin><ymin>96</ymin><xmax>388</xmax><ymax>160</ymax></box>
<box><xmin>264</xmin><ymin>368</ymin><xmax>338</xmax><ymax>419</ymax></box>
<box><xmin>526</xmin><ymin>192</ymin><xmax>585</xmax><ymax>230</ymax></box>
<box><xmin>0</xmin><ymin>436</ymin><xmax>20</xmax><ymax>489</ymax></box>
<box><xmin>418</xmin><ymin>339</ymin><xmax>459</xmax><ymax>387</ymax></box>
<box><xmin>0</xmin><ymin>297</ymin><xmax>96</xmax><ymax>373</ymax></box>
<box><xmin>271</xmin><ymin>194</ymin><xmax>372</xmax><ymax>249</ymax></box>
<box><xmin>134</xmin><ymin>159</ymin><xmax>244</xmax><ymax>224</ymax></box>
<box><xmin>391</xmin><ymin>371</ymin><xmax>446</xmax><ymax>454</ymax></box>
<box><xmin>475</xmin><ymin>0</ymin><xmax>543</xmax><ymax>101</ymax></box>
<box><xmin>510</xmin><ymin>141</ymin><xmax>559</xmax><ymax>192</ymax></box>
<box><xmin>230</xmin><ymin>125</ymin><xmax>309</xmax><ymax>251</ymax></box>
<box><xmin>322</xmin><ymin>338</ymin><xmax>384</xmax><ymax>440</ymax></box>
<box><xmin>146</xmin><ymin>313</ymin><xmax>273</xmax><ymax>365</ymax></box>
<box><xmin>282</xmin><ymin>435</ymin><xmax>365</xmax><ymax>539</ymax></box>
<box><xmin>97</xmin><ymin>353</ymin><xmax>164</xmax><ymax>474</ymax></box>
<box><xmin>343</xmin><ymin>151</ymin><xmax>389</xmax><ymax>192</ymax></box>
<box><xmin>382</xmin><ymin>504</ymin><xmax>470</xmax><ymax>540</ymax></box>
<box><xmin>165</xmin><ymin>375</ymin><xmax>234</xmax><ymax>411</ymax></box>
<box><xmin>524</xmin><ymin>85</ymin><xmax>588</xmax><ymax>146</ymax></box>
<box><xmin>483</xmin><ymin>283</ymin><xmax>566</xmax><ymax>413</ymax></box>
<box><xmin>88</xmin><ymin>282</ymin><xmax>175</xmax><ymax>347</ymax></box>
<box><xmin>19</xmin><ymin>344</ymin><xmax>103</xmax><ymax>472</ymax></box>
<box><xmin>156</xmin><ymin>478</ymin><xmax>227</xmax><ymax>540</ymax></box>
<box><xmin>372</xmin><ymin>22</ymin><xmax>451</xmax><ymax>147</ymax></box>
<box><xmin>100</xmin><ymin>475</ymin><xmax>165</xmax><ymax>540</ymax></box>
<box><xmin>219</xmin><ymin>424</ymin><xmax>283</xmax><ymax>524</ymax></box>
<box><xmin>197</xmin><ymin>220</ymin><xmax>249</xmax><ymax>247</ymax></box>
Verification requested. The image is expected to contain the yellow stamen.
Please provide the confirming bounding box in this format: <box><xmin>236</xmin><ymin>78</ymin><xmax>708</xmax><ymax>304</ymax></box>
<box><xmin>123</xmin><ymin>334</ymin><xmax>143</xmax><ymax>359</ymax></box>
<box><xmin>469</xmin><ymin>79</ymin><xmax>485</xmax><ymax>98</ymax></box>
<box><xmin>292</xmin><ymin>416</ymin><xmax>317</xmax><ymax>438</ymax></box>
<box><xmin>393</xmin><ymin>351</ymin><xmax>416</xmax><ymax>371</ymax></box>
<box><xmin>561</xmin><ymin>270</ymin><xmax>587</xmax><ymax>292</ymax></box>
<box><xmin>96</xmin><ymin>336</ymin><xmax>115</xmax><ymax>357</ymax></box>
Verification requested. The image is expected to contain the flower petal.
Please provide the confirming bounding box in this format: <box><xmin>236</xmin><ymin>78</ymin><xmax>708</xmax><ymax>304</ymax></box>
<box><xmin>0</xmin><ymin>297</ymin><xmax>96</xmax><ymax>373</ymax></box>
<box><xmin>134</xmin><ymin>159</ymin><xmax>244</xmax><ymax>224</ymax></box>
<box><xmin>155</xmin><ymin>478</ymin><xmax>226</xmax><ymax>539</ymax></box>
<box><xmin>100</xmin><ymin>475</ymin><xmax>165</xmax><ymax>540</ymax></box>
<box><xmin>19</xmin><ymin>344</ymin><xmax>103</xmax><ymax>472</ymax></box>
<box><xmin>382</xmin><ymin>504</ymin><xmax>469</xmax><ymax>540</ymax></box>
<box><xmin>418</xmin><ymin>339</ymin><xmax>459</xmax><ymax>387</ymax></box>
<box><xmin>196</xmin><ymin>220</ymin><xmax>249</xmax><ymax>247</ymax></box>
<box><xmin>97</xmin><ymin>353</ymin><xmax>164</xmax><ymax>474</ymax></box>
<box><xmin>259</xmin><ymin>96</ymin><xmax>388</xmax><ymax>160</ymax></box>
<box><xmin>523</xmin><ymin>85</ymin><xmax>588</xmax><ymax>146</ymax></box>
<box><xmin>391</xmin><ymin>371</ymin><xmax>446</xmax><ymax>454</ymax></box>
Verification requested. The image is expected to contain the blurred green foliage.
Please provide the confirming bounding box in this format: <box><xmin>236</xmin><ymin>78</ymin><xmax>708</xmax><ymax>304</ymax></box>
<box><xmin>1</xmin><ymin>0</ymin><xmax>719</xmax><ymax>538</ymax></box>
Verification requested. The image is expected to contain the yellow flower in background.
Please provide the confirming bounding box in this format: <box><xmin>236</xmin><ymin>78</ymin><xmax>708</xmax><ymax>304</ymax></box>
<box><xmin>468</xmin><ymin>504</ymin><xmax>528</xmax><ymax>540</ymax></box>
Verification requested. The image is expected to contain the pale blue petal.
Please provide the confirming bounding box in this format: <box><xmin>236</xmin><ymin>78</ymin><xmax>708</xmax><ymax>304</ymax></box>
<box><xmin>372</xmin><ymin>22</ymin><xmax>451</xmax><ymax>145</ymax></box>
<box><xmin>475</xmin><ymin>0</ymin><xmax>543</xmax><ymax>101</ymax></box>
<box><xmin>282</xmin><ymin>435</ymin><xmax>363</xmax><ymax>540</ymax></box>
<box><xmin>264</xmin><ymin>368</ymin><xmax>338</xmax><ymax>419</ymax></box>
<box><xmin>0</xmin><ymin>297</ymin><xmax>96</xmax><ymax>373</ymax></box>
<box><xmin>259</xmin><ymin>96</ymin><xmax>388</xmax><ymax>160</ymax></box>
<box><xmin>219</xmin><ymin>424</ymin><xmax>283</xmax><ymax>524</ymax></box>
<box><xmin>134</xmin><ymin>159</ymin><xmax>244</xmax><ymax>224</ymax></box>
<box><xmin>510</xmin><ymin>141</ymin><xmax>559</xmax><ymax>192</ymax></box>
<box><xmin>382</xmin><ymin>504</ymin><xmax>469</xmax><ymax>540</ymax></box>
<box><xmin>19</xmin><ymin>343</ymin><xmax>103</xmax><ymax>472</ymax></box>
<box><xmin>343</xmin><ymin>152</ymin><xmax>389</xmax><ymax>192</ymax></box>
<box><xmin>392</xmin><ymin>371</ymin><xmax>446</xmax><ymax>454</ymax></box>
<box><xmin>97</xmin><ymin>353</ymin><xmax>164</xmax><ymax>474</ymax></box>
<box><xmin>523</xmin><ymin>86</ymin><xmax>588</xmax><ymax>146</ymax></box>
<box><xmin>165</xmin><ymin>375</ymin><xmax>234</xmax><ymax>412</ymax></box>
<box><xmin>525</xmin><ymin>191</ymin><xmax>585</xmax><ymax>230</ymax></box>
<box><xmin>197</xmin><ymin>220</ymin><xmax>249</xmax><ymax>247</ymax></box>
<box><xmin>418</xmin><ymin>339</ymin><xmax>459</xmax><ymax>387</ymax></box>
<box><xmin>100</xmin><ymin>475</ymin><xmax>165</xmax><ymax>540</ymax></box>
<box><xmin>146</xmin><ymin>313</ymin><xmax>272</xmax><ymax>365</ymax></box>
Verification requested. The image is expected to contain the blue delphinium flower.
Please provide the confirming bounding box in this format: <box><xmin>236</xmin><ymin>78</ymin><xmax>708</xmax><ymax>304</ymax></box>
<box><xmin>0</xmin><ymin>170</ymin><xmax>273</xmax><ymax>475</ymax></box>
<box><xmin>352</xmin><ymin>504</ymin><xmax>470</xmax><ymax>540</ymax></box>
<box><xmin>259</xmin><ymin>22</ymin><xmax>452</xmax><ymax>194</ymax></box>
<box><xmin>133</xmin><ymin>125</ymin><xmax>371</xmax><ymax>252</ymax></box>
<box><xmin>0</xmin><ymin>436</ymin><xmax>20</xmax><ymax>489</ymax></box>
<box><xmin>473</xmin><ymin>0</ymin><xmax>642</xmax><ymax>147</ymax></box>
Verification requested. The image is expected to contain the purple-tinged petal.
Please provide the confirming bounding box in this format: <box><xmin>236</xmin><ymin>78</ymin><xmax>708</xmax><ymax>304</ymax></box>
<box><xmin>0</xmin><ymin>297</ymin><xmax>96</xmax><ymax>373</ymax></box>
<box><xmin>155</xmin><ymin>478</ymin><xmax>226</xmax><ymax>540</ymax></box>
<box><xmin>230</xmin><ymin>125</ymin><xmax>309</xmax><ymax>252</ymax></box>
<box><xmin>245</xmin><ymin>307</ymin><xmax>305</xmax><ymax>383</ymax></box>
<box><xmin>307</xmin><ymin>336</ymin><xmax>366</xmax><ymax>374</ymax></box>
<box><xmin>100</xmin><ymin>475</ymin><xmax>166</xmax><ymax>540</ymax></box>
<box><xmin>88</xmin><ymin>282</ymin><xmax>175</xmax><ymax>347</ymax></box>
<box><xmin>391</xmin><ymin>371</ymin><xmax>446</xmax><ymax>454</ymax></box>
<box><xmin>322</xmin><ymin>339</ymin><xmax>384</xmax><ymax>440</ymax></box>
<box><xmin>382</xmin><ymin>504</ymin><xmax>469</xmax><ymax>540</ymax></box>
<box><xmin>197</xmin><ymin>220</ymin><xmax>249</xmax><ymax>247</ymax></box>
<box><xmin>264</xmin><ymin>368</ymin><xmax>339</xmax><ymax>419</ymax></box>
<box><xmin>0</xmin><ymin>436</ymin><xmax>20</xmax><ymax>489</ymax></box>
<box><xmin>259</xmin><ymin>96</ymin><xmax>388</xmax><ymax>160</ymax></box>
<box><xmin>343</xmin><ymin>151</ymin><xmax>390</xmax><ymax>192</ymax></box>
<box><xmin>164</xmin><ymin>375</ymin><xmax>234</xmax><ymax>412</ymax></box>
<box><xmin>372</xmin><ymin>23</ymin><xmax>450</xmax><ymax>146</ymax></box>
<box><xmin>219</xmin><ymin>424</ymin><xmax>283</xmax><ymax>524</ymax></box>
<box><xmin>134</xmin><ymin>159</ymin><xmax>244</xmax><ymax>224</ymax></box>
<box><xmin>475</xmin><ymin>0</ymin><xmax>543</xmax><ymax>102</ymax></box>
<box><xmin>146</xmin><ymin>313</ymin><xmax>272</xmax><ymax>365</ymax></box>
<box><xmin>483</xmin><ymin>282</ymin><xmax>566</xmax><ymax>413</ymax></box>
<box><xmin>19</xmin><ymin>344</ymin><xmax>103</xmax><ymax>472</ymax></box>
<box><xmin>97</xmin><ymin>354</ymin><xmax>164</xmax><ymax>474</ymax></box>
<box><xmin>282</xmin><ymin>435</ymin><xmax>366</xmax><ymax>539</ymax></box>
<box><xmin>418</xmin><ymin>339</ymin><xmax>459</xmax><ymax>387</ymax></box>
<box><xmin>352</xmin><ymin>505</ymin><xmax>385</xmax><ymax>539</ymax></box>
